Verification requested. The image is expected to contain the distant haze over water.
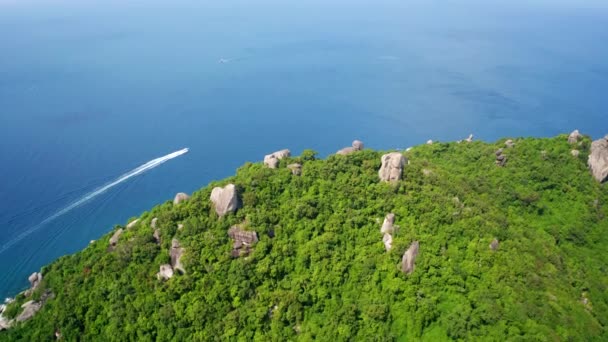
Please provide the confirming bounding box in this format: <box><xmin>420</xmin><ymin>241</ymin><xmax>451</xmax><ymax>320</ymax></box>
<box><xmin>0</xmin><ymin>0</ymin><xmax>607</xmax><ymax>298</ymax></box>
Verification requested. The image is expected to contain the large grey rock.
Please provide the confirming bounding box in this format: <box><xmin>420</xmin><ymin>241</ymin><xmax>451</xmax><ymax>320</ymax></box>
<box><xmin>228</xmin><ymin>226</ymin><xmax>258</xmax><ymax>257</ymax></box>
<box><xmin>568</xmin><ymin>130</ymin><xmax>582</xmax><ymax>144</ymax></box>
<box><xmin>505</xmin><ymin>139</ymin><xmax>515</xmax><ymax>148</ymax></box>
<box><xmin>382</xmin><ymin>233</ymin><xmax>393</xmax><ymax>252</ymax></box>
<box><xmin>380</xmin><ymin>213</ymin><xmax>395</xmax><ymax>234</ymax></box>
<box><xmin>379</xmin><ymin>152</ymin><xmax>406</xmax><ymax>182</ymax></box>
<box><xmin>16</xmin><ymin>300</ymin><xmax>42</xmax><ymax>322</ymax></box>
<box><xmin>173</xmin><ymin>192</ymin><xmax>190</xmax><ymax>205</ymax></box>
<box><xmin>589</xmin><ymin>135</ymin><xmax>608</xmax><ymax>183</ymax></box>
<box><xmin>0</xmin><ymin>314</ymin><xmax>11</xmax><ymax>330</ymax></box>
<box><xmin>126</xmin><ymin>219</ymin><xmax>139</xmax><ymax>229</ymax></box>
<box><xmin>336</xmin><ymin>140</ymin><xmax>364</xmax><ymax>155</ymax></box>
<box><xmin>157</xmin><ymin>264</ymin><xmax>174</xmax><ymax>280</ymax></box>
<box><xmin>210</xmin><ymin>184</ymin><xmax>240</xmax><ymax>216</ymax></box>
<box><xmin>153</xmin><ymin>229</ymin><xmax>161</xmax><ymax>244</ymax></box>
<box><xmin>171</xmin><ymin>239</ymin><xmax>185</xmax><ymax>274</ymax></box>
<box><xmin>264</xmin><ymin>149</ymin><xmax>291</xmax><ymax>168</ymax></box>
<box><xmin>109</xmin><ymin>228</ymin><xmax>123</xmax><ymax>247</ymax></box>
<box><xmin>150</xmin><ymin>217</ymin><xmax>158</xmax><ymax>229</ymax></box>
<box><xmin>401</xmin><ymin>241</ymin><xmax>419</xmax><ymax>274</ymax></box>
<box><xmin>28</xmin><ymin>272</ymin><xmax>42</xmax><ymax>290</ymax></box>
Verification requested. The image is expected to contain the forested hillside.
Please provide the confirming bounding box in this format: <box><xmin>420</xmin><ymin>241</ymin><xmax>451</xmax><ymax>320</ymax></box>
<box><xmin>2</xmin><ymin>135</ymin><xmax>607</xmax><ymax>341</ymax></box>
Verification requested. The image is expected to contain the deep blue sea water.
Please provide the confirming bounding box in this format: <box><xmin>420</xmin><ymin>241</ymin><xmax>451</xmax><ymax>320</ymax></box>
<box><xmin>1</xmin><ymin>0</ymin><xmax>608</xmax><ymax>298</ymax></box>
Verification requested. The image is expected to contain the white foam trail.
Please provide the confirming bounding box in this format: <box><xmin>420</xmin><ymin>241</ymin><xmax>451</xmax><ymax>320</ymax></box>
<box><xmin>0</xmin><ymin>148</ymin><xmax>189</xmax><ymax>255</ymax></box>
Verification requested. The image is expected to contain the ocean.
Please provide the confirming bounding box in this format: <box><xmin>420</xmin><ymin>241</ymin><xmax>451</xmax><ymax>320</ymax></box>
<box><xmin>1</xmin><ymin>0</ymin><xmax>607</xmax><ymax>298</ymax></box>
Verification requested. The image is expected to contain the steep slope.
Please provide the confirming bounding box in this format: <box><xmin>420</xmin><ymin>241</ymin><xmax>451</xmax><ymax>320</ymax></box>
<box><xmin>2</xmin><ymin>135</ymin><xmax>607</xmax><ymax>341</ymax></box>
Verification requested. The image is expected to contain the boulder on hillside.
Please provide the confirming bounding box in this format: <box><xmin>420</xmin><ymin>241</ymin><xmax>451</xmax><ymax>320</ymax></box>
<box><xmin>490</xmin><ymin>239</ymin><xmax>499</xmax><ymax>251</ymax></box>
<box><xmin>568</xmin><ymin>130</ymin><xmax>582</xmax><ymax>144</ymax></box>
<box><xmin>505</xmin><ymin>139</ymin><xmax>515</xmax><ymax>148</ymax></box>
<box><xmin>287</xmin><ymin>163</ymin><xmax>302</xmax><ymax>176</ymax></box>
<box><xmin>381</xmin><ymin>213</ymin><xmax>395</xmax><ymax>234</ymax></box>
<box><xmin>401</xmin><ymin>241</ymin><xmax>419</xmax><ymax>274</ymax></box>
<box><xmin>153</xmin><ymin>229</ymin><xmax>161</xmax><ymax>244</ymax></box>
<box><xmin>126</xmin><ymin>219</ymin><xmax>139</xmax><ymax>229</ymax></box>
<box><xmin>495</xmin><ymin>148</ymin><xmax>507</xmax><ymax>167</ymax></box>
<box><xmin>336</xmin><ymin>140</ymin><xmax>364</xmax><ymax>155</ymax></box>
<box><xmin>228</xmin><ymin>226</ymin><xmax>258</xmax><ymax>257</ymax></box>
<box><xmin>571</xmin><ymin>150</ymin><xmax>580</xmax><ymax>157</ymax></box>
<box><xmin>379</xmin><ymin>152</ymin><xmax>406</xmax><ymax>182</ymax></box>
<box><xmin>109</xmin><ymin>228</ymin><xmax>123</xmax><ymax>248</ymax></box>
<box><xmin>588</xmin><ymin>135</ymin><xmax>608</xmax><ymax>183</ymax></box>
<box><xmin>173</xmin><ymin>192</ymin><xmax>190</xmax><ymax>205</ymax></box>
<box><xmin>151</xmin><ymin>217</ymin><xmax>158</xmax><ymax>229</ymax></box>
<box><xmin>16</xmin><ymin>301</ymin><xmax>42</xmax><ymax>322</ymax></box>
<box><xmin>382</xmin><ymin>233</ymin><xmax>393</xmax><ymax>251</ymax></box>
<box><xmin>210</xmin><ymin>184</ymin><xmax>240</xmax><ymax>216</ymax></box>
<box><xmin>28</xmin><ymin>272</ymin><xmax>42</xmax><ymax>291</ymax></box>
<box><xmin>157</xmin><ymin>264</ymin><xmax>174</xmax><ymax>280</ymax></box>
<box><xmin>426</xmin><ymin>140</ymin><xmax>433</xmax><ymax>145</ymax></box>
<box><xmin>171</xmin><ymin>239</ymin><xmax>185</xmax><ymax>274</ymax></box>
<box><xmin>264</xmin><ymin>149</ymin><xmax>291</xmax><ymax>168</ymax></box>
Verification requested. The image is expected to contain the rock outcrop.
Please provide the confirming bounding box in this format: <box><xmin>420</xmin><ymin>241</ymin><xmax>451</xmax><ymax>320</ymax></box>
<box><xmin>495</xmin><ymin>148</ymin><xmax>507</xmax><ymax>167</ymax></box>
<box><xmin>153</xmin><ymin>229</ymin><xmax>161</xmax><ymax>244</ymax></box>
<box><xmin>109</xmin><ymin>228</ymin><xmax>123</xmax><ymax>248</ymax></box>
<box><xmin>336</xmin><ymin>140</ymin><xmax>364</xmax><ymax>155</ymax></box>
<box><xmin>126</xmin><ymin>219</ymin><xmax>138</xmax><ymax>229</ymax></box>
<box><xmin>381</xmin><ymin>213</ymin><xmax>396</xmax><ymax>252</ymax></box>
<box><xmin>28</xmin><ymin>272</ymin><xmax>42</xmax><ymax>292</ymax></box>
<box><xmin>157</xmin><ymin>264</ymin><xmax>174</xmax><ymax>280</ymax></box>
<box><xmin>382</xmin><ymin>234</ymin><xmax>393</xmax><ymax>251</ymax></box>
<box><xmin>401</xmin><ymin>241</ymin><xmax>419</xmax><ymax>274</ymax></box>
<box><xmin>151</xmin><ymin>217</ymin><xmax>158</xmax><ymax>229</ymax></box>
<box><xmin>568</xmin><ymin>130</ymin><xmax>582</xmax><ymax>144</ymax></box>
<box><xmin>16</xmin><ymin>301</ymin><xmax>42</xmax><ymax>322</ymax></box>
<box><xmin>173</xmin><ymin>192</ymin><xmax>190</xmax><ymax>205</ymax></box>
<box><xmin>505</xmin><ymin>139</ymin><xmax>515</xmax><ymax>148</ymax></box>
<box><xmin>571</xmin><ymin>150</ymin><xmax>580</xmax><ymax>157</ymax></box>
<box><xmin>588</xmin><ymin>135</ymin><xmax>608</xmax><ymax>183</ymax></box>
<box><xmin>170</xmin><ymin>239</ymin><xmax>185</xmax><ymax>274</ymax></box>
<box><xmin>264</xmin><ymin>149</ymin><xmax>291</xmax><ymax>168</ymax></box>
<box><xmin>490</xmin><ymin>239</ymin><xmax>499</xmax><ymax>251</ymax></box>
<box><xmin>379</xmin><ymin>152</ymin><xmax>406</xmax><ymax>182</ymax></box>
<box><xmin>210</xmin><ymin>184</ymin><xmax>240</xmax><ymax>216</ymax></box>
<box><xmin>228</xmin><ymin>226</ymin><xmax>258</xmax><ymax>257</ymax></box>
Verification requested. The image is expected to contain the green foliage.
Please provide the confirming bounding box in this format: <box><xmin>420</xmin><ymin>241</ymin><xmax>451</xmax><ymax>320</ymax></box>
<box><xmin>2</xmin><ymin>136</ymin><xmax>607</xmax><ymax>341</ymax></box>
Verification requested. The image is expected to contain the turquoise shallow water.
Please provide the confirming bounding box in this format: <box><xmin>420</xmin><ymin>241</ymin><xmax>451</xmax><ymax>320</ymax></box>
<box><xmin>1</xmin><ymin>0</ymin><xmax>608</xmax><ymax>298</ymax></box>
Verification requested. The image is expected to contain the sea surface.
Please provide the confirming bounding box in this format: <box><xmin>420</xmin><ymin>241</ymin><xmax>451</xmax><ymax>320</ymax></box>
<box><xmin>1</xmin><ymin>0</ymin><xmax>608</xmax><ymax>298</ymax></box>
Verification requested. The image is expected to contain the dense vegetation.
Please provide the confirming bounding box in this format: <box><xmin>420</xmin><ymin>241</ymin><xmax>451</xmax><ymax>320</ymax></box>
<box><xmin>2</xmin><ymin>135</ymin><xmax>607</xmax><ymax>341</ymax></box>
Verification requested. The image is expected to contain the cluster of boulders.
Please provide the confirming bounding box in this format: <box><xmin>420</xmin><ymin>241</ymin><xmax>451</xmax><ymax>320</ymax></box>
<box><xmin>401</xmin><ymin>241</ymin><xmax>419</xmax><ymax>274</ymax></box>
<box><xmin>379</xmin><ymin>152</ymin><xmax>406</xmax><ymax>182</ymax></box>
<box><xmin>336</xmin><ymin>140</ymin><xmax>364</xmax><ymax>155</ymax></box>
<box><xmin>210</xmin><ymin>184</ymin><xmax>240</xmax><ymax>217</ymax></box>
<box><xmin>264</xmin><ymin>149</ymin><xmax>291</xmax><ymax>169</ymax></box>
<box><xmin>380</xmin><ymin>213</ymin><xmax>396</xmax><ymax>251</ymax></box>
<box><xmin>495</xmin><ymin>148</ymin><xmax>507</xmax><ymax>167</ymax></box>
<box><xmin>157</xmin><ymin>239</ymin><xmax>185</xmax><ymax>280</ymax></box>
<box><xmin>0</xmin><ymin>274</ymin><xmax>54</xmax><ymax>330</ymax></box>
<box><xmin>589</xmin><ymin>135</ymin><xmax>608</xmax><ymax>183</ymax></box>
<box><xmin>228</xmin><ymin>226</ymin><xmax>259</xmax><ymax>257</ymax></box>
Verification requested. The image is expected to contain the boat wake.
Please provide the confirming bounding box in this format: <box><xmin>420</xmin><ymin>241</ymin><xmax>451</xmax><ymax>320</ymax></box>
<box><xmin>0</xmin><ymin>148</ymin><xmax>189</xmax><ymax>255</ymax></box>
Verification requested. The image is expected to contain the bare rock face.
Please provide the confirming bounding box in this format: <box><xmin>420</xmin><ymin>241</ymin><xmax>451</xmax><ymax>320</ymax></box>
<box><xmin>228</xmin><ymin>226</ymin><xmax>258</xmax><ymax>257</ymax></box>
<box><xmin>151</xmin><ymin>217</ymin><xmax>158</xmax><ymax>229</ymax></box>
<box><xmin>171</xmin><ymin>239</ymin><xmax>185</xmax><ymax>274</ymax></box>
<box><xmin>495</xmin><ymin>148</ymin><xmax>507</xmax><ymax>167</ymax></box>
<box><xmin>571</xmin><ymin>150</ymin><xmax>580</xmax><ymax>157</ymax></box>
<box><xmin>287</xmin><ymin>163</ymin><xmax>302</xmax><ymax>176</ymax></box>
<box><xmin>16</xmin><ymin>300</ymin><xmax>42</xmax><ymax>322</ymax></box>
<box><xmin>28</xmin><ymin>272</ymin><xmax>42</xmax><ymax>290</ymax></box>
<box><xmin>264</xmin><ymin>149</ymin><xmax>291</xmax><ymax>168</ymax></box>
<box><xmin>505</xmin><ymin>139</ymin><xmax>515</xmax><ymax>148</ymax></box>
<box><xmin>381</xmin><ymin>213</ymin><xmax>395</xmax><ymax>234</ymax></box>
<box><xmin>157</xmin><ymin>264</ymin><xmax>174</xmax><ymax>280</ymax></box>
<box><xmin>126</xmin><ymin>219</ymin><xmax>139</xmax><ymax>229</ymax></box>
<box><xmin>379</xmin><ymin>152</ymin><xmax>407</xmax><ymax>182</ymax></box>
<box><xmin>337</xmin><ymin>140</ymin><xmax>364</xmax><ymax>155</ymax></box>
<box><xmin>568</xmin><ymin>130</ymin><xmax>582</xmax><ymax>144</ymax></box>
<box><xmin>588</xmin><ymin>135</ymin><xmax>608</xmax><ymax>183</ymax></box>
<box><xmin>490</xmin><ymin>239</ymin><xmax>499</xmax><ymax>251</ymax></box>
<box><xmin>210</xmin><ymin>184</ymin><xmax>240</xmax><ymax>216</ymax></box>
<box><xmin>173</xmin><ymin>192</ymin><xmax>190</xmax><ymax>205</ymax></box>
<box><xmin>401</xmin><ymin>241</ymin><xmax>419</xmax><ymax>274</ymax></box>
<box><xmin>109</xmin><ymin>228</ymin><xmax>123</xmax><ymax>248</ymax></box>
